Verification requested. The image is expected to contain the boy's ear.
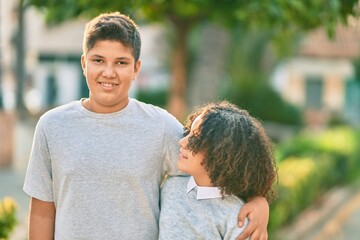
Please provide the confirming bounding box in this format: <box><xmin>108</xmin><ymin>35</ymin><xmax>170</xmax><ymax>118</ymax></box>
<box><xmin>81</xmin><ymin>54</ymin><xmax>86</xmax><ymax>76</ymax></box>
<box><xmin>133</xmin><ymin>60</ymin><xmax>142</xmax><ymax>80</ymax></box>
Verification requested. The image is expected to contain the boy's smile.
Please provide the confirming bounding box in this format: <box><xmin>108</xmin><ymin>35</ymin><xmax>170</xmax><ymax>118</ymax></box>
<box><xmin>99</xmin><ymin>82</ymin><xmax>119</xmax><ymax>90</ymax></box>
<box><xmin>81</xmin><ymin>40</ymin><xmax>141</xmax><ymax>113</ymax></box>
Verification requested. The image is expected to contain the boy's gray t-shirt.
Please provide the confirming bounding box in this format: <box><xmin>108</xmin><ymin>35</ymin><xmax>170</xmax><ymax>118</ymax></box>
<box><xmin>23</xmin><ymin>98</ymin><xmax>183</xmax><ymax>239</ymax></box>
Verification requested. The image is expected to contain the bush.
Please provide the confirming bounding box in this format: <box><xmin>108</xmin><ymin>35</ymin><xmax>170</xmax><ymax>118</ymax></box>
<box><xmin>269</xmin><ymin>155</ymin><xmax>335</xmax><ymax>231</ymax></box>
<box><xmin>226</xmin><ymin>79</ymin><xmax>302</xmax><ymax>125</ymax></box>
<box><xmin>0</xmin><ymin>197</ymin><xmax>17</xmax><ymax>239</ymax></box>
<box><xmin>135</xmin><ymin>89</ymin><xmax>168</xmax><ymax>108</ymax></box>
<box><xmin>269</xmin><ymin>127</ymin><xmax>360</xmax><ymax>234</ymax></box>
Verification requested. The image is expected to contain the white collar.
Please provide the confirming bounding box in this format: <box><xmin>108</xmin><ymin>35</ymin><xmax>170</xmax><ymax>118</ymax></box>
<box><xmin>187</xmin><ymin>176</ymin><xmax>223</xmax><ymax>200</ymax></box>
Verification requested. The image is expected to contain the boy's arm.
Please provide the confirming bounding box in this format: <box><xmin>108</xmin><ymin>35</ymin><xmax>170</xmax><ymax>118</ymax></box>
<box><xmin>29</xmin><ymin>197</ymin><xmax>56</xmax><ymax>240</ymax></box>
<box><xmin>236</xmin><ymin>196</ymin><xmax>269</xmax><ymax>240</ymax></box>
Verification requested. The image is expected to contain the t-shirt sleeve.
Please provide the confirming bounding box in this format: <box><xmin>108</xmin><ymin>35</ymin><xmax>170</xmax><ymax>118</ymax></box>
<box><xmin>161</xmin><ymin>113</ymin><xmax>186</xmax><ymax>176</ymax></box>
<box><xmin>23</xmin><ymin>117</ymin><xmax>54</xmax><ymax>202</ymax></box>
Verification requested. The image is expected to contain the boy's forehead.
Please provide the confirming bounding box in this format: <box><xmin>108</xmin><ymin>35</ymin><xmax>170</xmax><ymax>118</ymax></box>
<box><xmin>91</xmin><ymin>39</ymin><xmax>127</xmax><ymax>49</ymax></box>
<box><xmin>86</xmin><ymin>40</ymin><xmax>134</xmax><ymax>57</ymax></box>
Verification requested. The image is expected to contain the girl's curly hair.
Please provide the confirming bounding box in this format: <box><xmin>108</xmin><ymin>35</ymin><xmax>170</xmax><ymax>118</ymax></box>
<box><xmin>184</xmin><ymin>101</ymin><xmax>278</xmax><ymax>202</ymax></box>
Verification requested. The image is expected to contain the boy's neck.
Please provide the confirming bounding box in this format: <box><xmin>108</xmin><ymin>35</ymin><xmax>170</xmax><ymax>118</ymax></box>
<box><xmin>82</xmin><ymin>98</ymin><xmax>129</xmax><ymax>113</ymax></box>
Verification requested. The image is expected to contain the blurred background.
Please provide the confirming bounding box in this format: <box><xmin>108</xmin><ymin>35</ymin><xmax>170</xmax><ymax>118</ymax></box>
<box><xmin>0</xmin><ymin>1</ymin><xmax>360</xmax><ymax>239</ymax></box>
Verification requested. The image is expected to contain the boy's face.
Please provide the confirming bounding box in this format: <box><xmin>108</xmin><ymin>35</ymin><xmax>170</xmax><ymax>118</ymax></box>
<box><xmin>178</xmin><ymin>115</ymin><xmax>211</xmax><ymax>186</ymax></box>
<box><xmin>81</xmin><ymin>40</ymin><xmax>141</xmax><ymax>113</ymax></box>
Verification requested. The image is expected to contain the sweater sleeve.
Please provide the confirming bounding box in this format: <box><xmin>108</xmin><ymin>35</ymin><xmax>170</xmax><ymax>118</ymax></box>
<box><xmin>223</xmin><ymin>216</ymin><xmax>249</xmax><ymax>240</ymax></box>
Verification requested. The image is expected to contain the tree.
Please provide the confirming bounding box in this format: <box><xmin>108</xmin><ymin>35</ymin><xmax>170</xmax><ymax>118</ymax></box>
<box><xmin>15</xmin><ymin>0</ymin><xmax>31</xmax><ymax>118</ymax></box>
<box><xmin>28</xmin><ymin>0</ymin><xmax>359</xmax><ymax>120</ymax></box>
<box><xmin>223</xmin><ymin>27</ymin><xmax>302</xmax><ymax>126</ymax></box>
<box><xmin>0</xmin><ymin>0</ymin><xmax>3</xmax><ymax>109</ymax></box>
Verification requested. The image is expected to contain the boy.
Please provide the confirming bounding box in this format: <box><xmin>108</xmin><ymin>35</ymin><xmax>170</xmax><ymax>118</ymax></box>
<box><xmin>159</xmin><ymin>101</ymin><xmax>278</xmax><ymax>239</ymax></box>
<box><xmin>24</xmin><ymin>12</ymin><xmax>268</xmax><ymax>239</ymax></box>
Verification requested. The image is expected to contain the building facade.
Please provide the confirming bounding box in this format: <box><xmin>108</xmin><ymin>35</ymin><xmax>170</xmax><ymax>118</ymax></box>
<box><xmin>273</xmin><ymin>21</ymin><xmax>360</xmax><ymax>126</ymax></box>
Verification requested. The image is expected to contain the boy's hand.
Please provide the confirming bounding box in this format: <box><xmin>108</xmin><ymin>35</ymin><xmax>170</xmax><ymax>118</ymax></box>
<box><xmin>236</xmin><ymin>196</ymin><xmax>269</xmax><ymax>240</ymax></box>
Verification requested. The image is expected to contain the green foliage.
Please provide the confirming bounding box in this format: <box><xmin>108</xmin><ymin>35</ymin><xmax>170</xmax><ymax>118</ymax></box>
<box><xmin>277</xmin><ymin>127</ymin><xmax>357</xmax><ymax>161</ymax></box>
<box><xmin>223</xmin><ymin>27</ymin><xmax>302</xmax><ymax>125</ymax></box>
<box><xmin>29</xmin><ymin>0</ymin><xmax>358</xmax><ymax>31</ymax></box>
<box><xmin>226</xmin><ymin>79</ymin><xmax>302</xmax><ymax>125</ymax></box>
<box><xmin>0</xmin><ymin>197</ymin><xmax>17</xmax><ymax>239</ymax></box>
<box><xmin>269</xmin><ymin>155</ymin><xmax>336</xmax><ymax>231</ymax></box>
<box><xmin>269</xmin><ymin>127</ymin><xmax>360</xmax><ymax>233</ymax></box>
<box><xmin>28</xmin><ymin>0</ymin><xmax>359</xmax><ymax>48</ymax></box>
<box><xmin>135</xmin><ymin>89</ymin><xmax>168</xmax><ymax>108</ymax></box>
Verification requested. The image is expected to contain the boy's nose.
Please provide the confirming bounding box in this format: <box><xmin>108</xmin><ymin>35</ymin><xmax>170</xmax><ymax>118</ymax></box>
<box><xmin>102</xmin><ymin>66</ymin><xmax>116</xmax><ymax>78</ymax></box>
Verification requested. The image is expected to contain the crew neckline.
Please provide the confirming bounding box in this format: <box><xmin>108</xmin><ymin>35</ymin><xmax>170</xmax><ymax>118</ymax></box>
<box><xmin>77</xmin><ymin>98</ymin><xmax>133</xmax><ymax>119</ymax></box>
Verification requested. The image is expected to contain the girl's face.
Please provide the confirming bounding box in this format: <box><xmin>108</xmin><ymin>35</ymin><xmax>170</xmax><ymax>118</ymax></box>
<box><xmin>177</xmin><ymin>115</ymin><xmax>212</xmax><ymax>186</ymax></box>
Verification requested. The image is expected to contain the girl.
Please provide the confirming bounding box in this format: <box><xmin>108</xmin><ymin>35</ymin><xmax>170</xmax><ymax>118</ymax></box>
<box><xmin>159</xmin><ymin>101</ymin><xmax>278</xmax><ymax>239</ymax></box>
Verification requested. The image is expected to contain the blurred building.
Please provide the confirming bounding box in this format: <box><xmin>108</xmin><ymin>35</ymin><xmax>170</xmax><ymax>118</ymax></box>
<box><xmin>1</xmin><ymin>0</ymin><xmax>17</xmax><ymax>110</ymax></box>
<box><xmin>1</xmin><ymin>2</ymin><xmax>87</xmax><ymax>113</ymax></box>
<box><xmin>273</xmin><ymin>20</ymin><xmax>360</xmax><ymax>127</ymax></box>
<box><xmin>0</xmin><ymin>2</ymin><xmax>169</xmax><ymax>115</ymax></box>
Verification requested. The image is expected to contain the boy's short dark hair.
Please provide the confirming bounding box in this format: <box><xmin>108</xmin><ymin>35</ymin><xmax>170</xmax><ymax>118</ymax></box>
<box><xmin>184</xmin><ymin>101</ymin><xmax>278</xmax><ymax>202</ymax></box>
<box><xmin>83</xmin><ymin>12</ymin><xmax>141</xmax><ymax>62</ymax></box>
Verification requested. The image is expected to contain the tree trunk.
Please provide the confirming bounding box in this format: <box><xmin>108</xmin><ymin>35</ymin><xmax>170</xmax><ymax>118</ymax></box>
<box><xmin>0</xmin><ymin>1</ymin><xmax>4</xmax><ymax>109</ymax></box>
<box><xmin>15</xmin><ymin>0</ymin><xmax>27</xmax><ymax>118</ymax></box>
<box><xmin>0</xmin><ymin>112</ymin><xmax>14</xmax><ymax>167</ymax></box>
<box><xmin>166</xmin><ymin>22</ymin><xmax>188</xmax><ymax>121</ymax></box>
<box><xmin>188</xmin><ymin>24</ymin><xmax>230</xmax><ymax>109</ymax></box>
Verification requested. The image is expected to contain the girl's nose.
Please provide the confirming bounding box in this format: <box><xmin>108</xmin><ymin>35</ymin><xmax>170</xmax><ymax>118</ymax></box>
<box><xmin>179</xmin><ymin>136</ymin><xmax>188</xmax><ymax>148</ymax></box>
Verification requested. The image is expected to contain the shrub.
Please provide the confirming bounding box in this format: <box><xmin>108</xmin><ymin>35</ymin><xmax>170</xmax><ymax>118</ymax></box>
<box><xmin>269</xmin><ymin>126</ymin><xmax>360</xmax><ymax>234</ymax></box>
<box><xmin>0</xmin><ymin>197</ymin><xmax>17</xmax><ymax>239</ymax></box>
<box><xmin>225</xmin><ymin>79</ymin><xmax>302</xmax><ymax>125</ymax></box>
<box><xmin>135</xmin><ymin>89</ymin><xmax>168</xmax><ymax>108</ymax></box>
<box><xmin>269</xmin><ymin>155</ymin><xmax>337</xmax><ymax>230</ymax></box>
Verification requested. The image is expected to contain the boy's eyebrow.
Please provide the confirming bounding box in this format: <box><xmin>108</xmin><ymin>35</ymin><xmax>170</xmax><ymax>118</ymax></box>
<box><xmin>115</xmin><ymin>57</ymin><xmax>131</xmax><ymax>60</ymax></box>
<box><xmin>89</xmin><ymin>54</ymin><xmax>104</xmax><ymax>58</ymax></box>
<box><xmin>89</xmin><ymin>54</ymin><xmax>131</xmax><ymax>60</ymax></box>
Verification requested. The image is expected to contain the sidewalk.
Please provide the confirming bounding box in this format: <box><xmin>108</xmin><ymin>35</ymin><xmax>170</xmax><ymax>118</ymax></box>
<box><xmin>0</xmin><ymin>118</ymin><xmax>36</xmax><ymax>240</ymax></box>
<box><xmin>311</xmin><ymin>181</ymin><xmax>360</xmax><ymax>240</ymax></box>
<box><xmin>0</xmin><ymin>168</ymin><xmax>29</xmax><ymax>240</ymax></box>
<box><xmin>276</xmin><ymin>178</ymin><xmax>360</xmax><ymax>240</ymax></box>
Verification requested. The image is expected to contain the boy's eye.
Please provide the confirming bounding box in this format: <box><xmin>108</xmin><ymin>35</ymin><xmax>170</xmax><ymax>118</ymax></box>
<box><xmin>117</xmin><ymin>61</ymin><xmax>128</xmax><ymax>65</ymax></box>
<box><xmin>92</xmin><ymin>59</ymin><xmax>103</xmax><ymax>64</ymax></box>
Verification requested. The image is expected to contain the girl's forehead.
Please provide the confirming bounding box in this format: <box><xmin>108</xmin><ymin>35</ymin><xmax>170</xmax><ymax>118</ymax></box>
<box><xmin>191</xmin><ymin>114</ymin><xmax>204</xmax><ymax>130</ymax></box>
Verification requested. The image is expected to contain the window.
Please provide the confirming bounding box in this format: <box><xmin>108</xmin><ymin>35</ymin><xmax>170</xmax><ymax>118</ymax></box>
<box><xmin>305</xmin><ymin>76</ymin><xmax>323</xmax><ymax>109</ymax></box>
<box><xmin>345</xmin><ymin>78</ymin><xmax>360</xmax><ymax>124</ymax></box>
